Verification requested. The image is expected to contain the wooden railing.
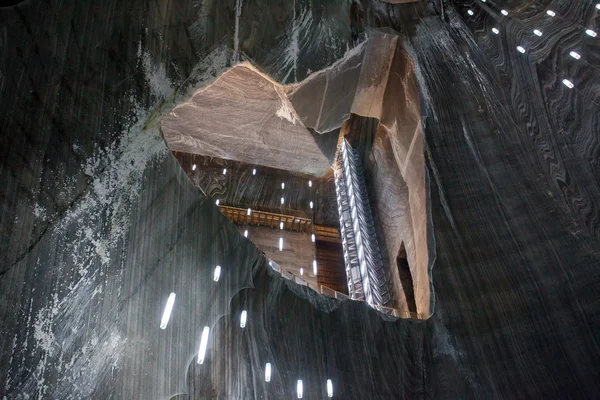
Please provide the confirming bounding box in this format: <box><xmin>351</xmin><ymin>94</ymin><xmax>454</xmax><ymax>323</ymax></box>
<box><xmin>219</xmin><ymin>205</ymin><xmax>312</xmax><ymax>232</ymax></box>
<box><xmin>268</xmin><ymin>260</ymin><xmax>422</xmax><ymax>320</ymax></box>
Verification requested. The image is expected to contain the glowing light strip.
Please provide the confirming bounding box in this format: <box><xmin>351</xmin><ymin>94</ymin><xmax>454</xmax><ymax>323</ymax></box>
<box><xmin>197</xmin><ymin>326</ymin><xmax>210</xmax><ymax>364</ymax></box>
<box><xmin>265</xmin><ymin>363</ymin><xmax>271</xmax><ymax>382</ymax></box>
<box><xmin>297</xmin><ymin>380</ymin><xmax>303</xmax><ymax>399</ymax></box>
<box><xmin>327</xmin><ymin>379</ymin><xmax>333</xmax><ymax>397</ymax></box>
<box><xmin>213</xmin><ymin>265</ymin><xmax>221</xmax><ymax>282</ymax></box>
<box><xmin>240</xmin><ymin>310</ymin><xmax>247</xmax><ymax>328</ymax></box>
<box><xmin>159</xmin><ymin>293</ymin><xmax>176</xmax><ymax>329</ymax></box>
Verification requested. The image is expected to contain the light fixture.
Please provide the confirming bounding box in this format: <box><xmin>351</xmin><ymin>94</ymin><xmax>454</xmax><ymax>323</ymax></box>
<box><xmin>159</xmin><ymin>293</ymin><xmax>176</xmax><ymax>329</ymax></box>
<box><xmin>467</xmin><ymin>9</ymin><xmax>474</xmax><ymax>16</ymax></box>
<box><xmin>492</xmin><ymin>28</ymin><xmax>499</xmax><ymax>34</ymax></box>
<box><xmin>192</xmin><ymin>164</ymin><xmax>197</xmax><ymax>171</ymax></box>
<box><xmin>281</xmin><ymin>183</ymin><xmax>285</xmax><ymax>189</ymax></box>
<box><xmin>300</xmin><ymin>268</ymin><xmax>304</xmax><ymax>276</ymax></box>
<box><xmin>215</xmin><ymin>199</ymin><xmax>220</xmax><ymax>206</ymax></box>
<box><xmin>327</xmin><ymin>379</ymin><xmax>333</xmax><ymax>398</ymax></box>
<box><xmin>247</xmin><ymin>208</ymin><xmax>252</xmax><ymax>216</ymax></box>
<box><xmin>562</xmin><ymin>79</ymin><xmax>574</xmax><ymax>89</ymax></box>
<box><xmin>517</xmin><ymin>46</ymin><xmax>525</xmax><ymax>53</ymax></box>
<box><xmin>313</xmin><ymin>260</ymin><xmax>317</xmax><ymax>275</ymax></box>
<box><xmin>586</xmin><ymin>29</ymin><xmax>597</xmax><ymax>38</ymax></box>
<box><xmin>297</xmin><ymin>380</ymin><xmax>303</xmax><ymax>399</ymax></box>
<box><xmin>501</xmin><ymin>9</ymin><xmax>508</xmax><ymax>15</ymax></box>
<box><xmin>596</xmin><ymin>3</ymin><xmax>600</xmax><ymax>10</ymax></box>
<box><xmin>240</xmin><ymin>310</ymin><xmax>247</xmax><ymax>328</ymax></box>
<box><xmin>213</xmin><ymin>265</ymin><xmax>221</xmax><ymax>282</ymax></box>
<box><xmin>281</xmin><ymin>197</ymin><xmax>284</xmax><ymax>204</ymax></box>
<box><xmin>480</xmin><ymin>0</ymin><xmax>486</xmax><ymax>2</ymax></box>
<box><xmin>265</xmin><ymin>363</ymin><xmax>272</xmax><ymax>382</ymax></box>
<box><xmin>279</xmin><ymin>237</ymin><xmax>283</xmax><ymax>251</ymax></box>
<box><xmin>197</xmin><ymin>327</ymin><xmax>210</xmax><ymax>364</ymax></box>
<box><xmin>569</xmin><ymin>51</ymin><xmax>581</xmax><ymax>60</ymax></box>
<box><xmin>533</xmin><ymin>29</ymin><xmax>542</xmax><ymax>36</ymax></box>
<box><xmin>308</xmin><ymin>180</ymin><xmax>312</xmax><ymax>187</ymax></box>
<box><xmin>309</xmin><ymin>201</ymin><xmax>313</xmax><ymax>209</ymax></box>
<box><xmin>223</xmin><ymin>168</ymin><xmax>227</xmax><ymax>175</ymax></box>
<box><xmin>280</xmin><ymin>221</ymin><xmax>284</xmax><ymax>229</ymax></box>
<box><xmin>252</xmin><ymin>168</ymin><xmax>256</xmax><ymax>175</ymax></box>
<box><xmin>546</xmin><ymin>10</ymin><xmax>556</xmax><ymax>17</ymax></box>
<box><xmin>311</xmin><ymin>234</ymin><xmax>315</xmax><ymax>242</ymax></box>
<box><xmin>244</xmin><ymin>230</ymin><xmax>248</xmax><ymax>237</ymax></box>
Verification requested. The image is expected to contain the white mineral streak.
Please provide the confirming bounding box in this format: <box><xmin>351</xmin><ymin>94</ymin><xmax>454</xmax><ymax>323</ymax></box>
<box><xmin>2</xmin><ymin>42</ymin><xmax>230</xmax><ymax>399</ymax></box>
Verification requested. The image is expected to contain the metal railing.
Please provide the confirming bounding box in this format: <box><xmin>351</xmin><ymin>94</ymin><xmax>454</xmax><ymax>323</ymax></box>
<box><xmin>268</xmin><ymin>260</ymin><xmax>422</xmax><ymax>320</ymax></box>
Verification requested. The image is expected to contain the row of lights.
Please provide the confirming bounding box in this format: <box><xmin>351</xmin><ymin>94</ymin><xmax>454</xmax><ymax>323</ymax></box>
<box><xmin>160</xmin><ymin>293</ymin><xmax>334</xmax><ymax>396</ymax></box>
<box><xmin>466</xmin><ymin>3</ymin><xmax>600</xmax><ymax>90</ymax></box>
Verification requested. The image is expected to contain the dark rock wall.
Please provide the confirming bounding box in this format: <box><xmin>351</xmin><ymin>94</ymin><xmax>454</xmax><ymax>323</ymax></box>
<box><xmin>1</xmin><ymin>0</ymin><xmax>599</xmax><ymax>399</ymax></box>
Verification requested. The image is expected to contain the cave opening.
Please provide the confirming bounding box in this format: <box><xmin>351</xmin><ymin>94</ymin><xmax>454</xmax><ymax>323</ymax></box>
<box><xmin>397</xmin><ymin>242</ymin><xmax>417</xmax><ymax>314</ymax></box>
<box><xmin>159</xmin><ymin>32</ymin><xmax>434</xmax><ymax>319</ymax></box>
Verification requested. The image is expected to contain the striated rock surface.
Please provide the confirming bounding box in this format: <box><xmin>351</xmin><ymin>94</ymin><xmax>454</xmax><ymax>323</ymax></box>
<box><xmin>1</xmin><ymin>0</ymin><xmax>599</xmax><ymax>399</ymax></box>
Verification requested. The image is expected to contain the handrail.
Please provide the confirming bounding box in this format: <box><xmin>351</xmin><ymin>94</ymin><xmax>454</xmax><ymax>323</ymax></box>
<box><xmin>267</xmin><ymin>260</ymin><xmax>422</xmax><ymax>320</ymax></box>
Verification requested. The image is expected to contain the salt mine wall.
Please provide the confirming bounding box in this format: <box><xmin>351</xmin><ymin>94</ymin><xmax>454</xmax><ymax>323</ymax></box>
<box><xmin>1</xmin><ymin>0</ymin><xmax>599</xmax><ymax>399</ymax></box>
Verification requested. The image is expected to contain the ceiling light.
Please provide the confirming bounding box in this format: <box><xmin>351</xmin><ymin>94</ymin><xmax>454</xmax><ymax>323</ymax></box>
<box><xmin>265</xmin><ymin>363</ymin><xmax>272</xmax><ymax>382</ymax></box>
<box><xmin>492</xmin><ymin>28</ymin><xmax>499</xmax><ymax>34</ymax></box>
<box><xmin>215</xmin><ymin>199</ymin><xmax>220</xmax><ymax>205</ymax></box>
<box><xmin>586</xmin><ymin>29</ymin><xmax>597</xmax><ymax>37</ymax></box>
<box><xmin>159</xmin><ymin>293</ymin><xmax>176</xmax><ymax>329</ymax></box>
<box><xmin>279</xmin><ymin>237</ymin><xmax>283</xmax><ymax>251</ymax></box>
<box><xmin>311</xmin><ymin>234</ymin><xmax>315</xmax><ymax>242</ymax></box>
<box><xmin>240</xmin><ymin>310</ymin><xmax>247</xmax><ymax>328</ymax></box>
<box><xmin>546</xmin><ymin>10</ymin><xmax>555</xmax><ymax>17</ymax></box>
<box><xmin>197</xmin><ymin>327</ymin><xmax>210</xmax><ymax>364</ymax></box>
<box><xmin>467</xmin><ymin>10</ymin><xmax>474</xmax><ymax>15</ymax></box>
<box><xmin>327</xmin><ymin>379</ymin><xmax>333</xmax><ymax>398</ymax></box>
<box><xmin>569</xmin><ymin>51</ymin><xmax>581</xmax><ymax>60</ymax></box>
<box><xmin>192</xmin><ymin>164</ymin><xmax>197</xmax><ymax>171</ymax></box>
<box><xmin>252</xmin><ymin>168</ymin><xmax>256</xmax><ymax>175</ymax></box>
<box><xmin>297</xmin><ymin>380</ymin><xmax>303</xmax><ymax>399</ymax></box>
<box><xmin>562</xmin><ymin>79</ymin><xmax>574</xmax><ymax>89</ymax></box>
<box><xmin>501</xmin><ymin>9</ymin><xmax>508</xmax><ymax>15</ymax></box>
<box><xmin>244</xmin><ymin>230</ymin><xmax>248</xmax><ymax>237</ymax></box>
<box><xmin>533</xmin><ymin>29</ymin><xmax>542</xmax><ymax>36</ymax></box>
<box><xmin>213</xmin><ymin>266</ymin><xmax>221</xmax><ymax>282</ymax></box>
<box><xmin>517</xmin><ymin>46</ymin><xmax>525</xmax><ymax>53</ymax></box>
